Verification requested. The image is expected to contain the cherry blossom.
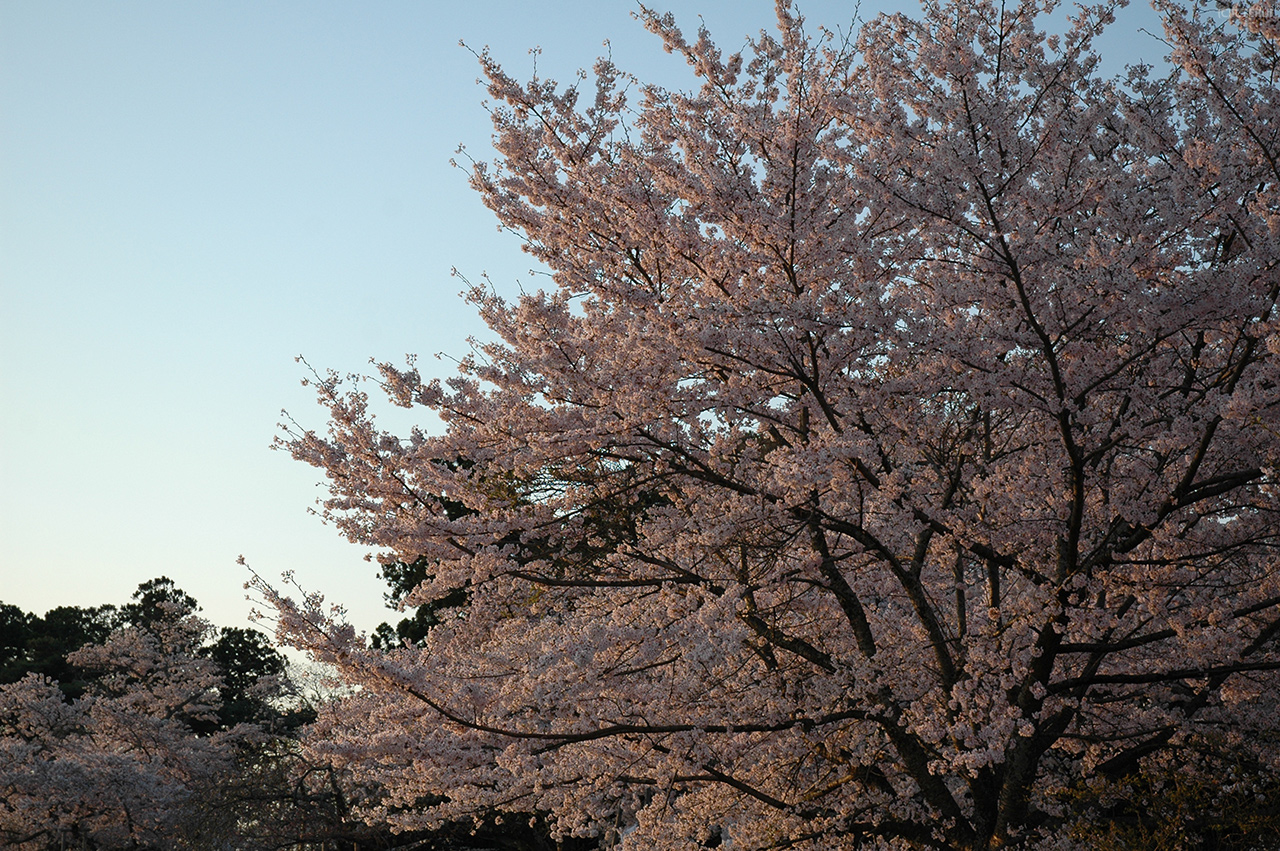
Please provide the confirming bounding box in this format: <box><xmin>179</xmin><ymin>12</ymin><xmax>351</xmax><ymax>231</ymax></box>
<box><xmin>260</xmin><ymin>1</ymin><xmax>1280</xmax><ymax>847</ymax></box>
<box><xmin>0</xmin><ymin>611</ymin><xmax>236</xmax><ymax>849</ymax></box>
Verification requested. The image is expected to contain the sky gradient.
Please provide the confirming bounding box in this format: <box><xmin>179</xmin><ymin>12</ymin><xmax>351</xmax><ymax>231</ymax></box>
<box><xmin>1</xmin><ymin>0</ymin><xmax>1168</xmax><ymax>636</ymax></box>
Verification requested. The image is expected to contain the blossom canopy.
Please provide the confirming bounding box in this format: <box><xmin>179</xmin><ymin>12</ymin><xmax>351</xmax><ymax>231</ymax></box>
<box><xmin>259</xmin><ymin>0</ymin><xmax>1280</xmax><ymax>848</ymax></box>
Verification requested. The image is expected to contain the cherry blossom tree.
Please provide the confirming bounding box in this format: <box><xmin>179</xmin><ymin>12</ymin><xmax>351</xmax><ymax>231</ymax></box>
<box><xmin>257</xmin><ymin>0</ymin><xmax>1280</xmax><ymax>847</ymax></box>
<box><xmin>0</xmin><ymin>586</ymin><xmax>311</xmax><ymax>850</ymax></box>
<box><xmin>0</xmin><ymin>611</ymin><xmax>235</xmax><ymax>849</ymax></box>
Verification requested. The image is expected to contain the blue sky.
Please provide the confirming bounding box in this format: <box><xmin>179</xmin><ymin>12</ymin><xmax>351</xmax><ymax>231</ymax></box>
<box><xmin>1</xmin><ymin>0</ymin><xmax>1168</xmax><ymax>636</ymax></box>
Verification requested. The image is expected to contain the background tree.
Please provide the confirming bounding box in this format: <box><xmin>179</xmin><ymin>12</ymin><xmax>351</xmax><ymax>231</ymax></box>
<box><xmin>203</xmin><ymin>625</ymin><xmax>288</xmax><ymax>729</ymax></box>
<box><xmin>1</xmin><ymin>580</ymin><xmax>290</xmax><ymax>731</ymax></box>
<box><xmin>371</xmin><ymin>555</ymin><xmax>478</xmax><ymax>650</ymax></box>
<box><xmin>0</xmin><ymin>581</ymin><xmax>320</xmax><ymax>850</ymax></box>
<box><xmin>0</xmin><ymin>617</ymin><xmax>234</xmax><ymax>849</ymax></box>
<box><xmin>256</xmin><ymin>0</ymin><xmax>1280</xmax><ymax>849</ymax></box>
<box><xmin>118</xmin><ymin>576</ymin><xmax>199</xmax><ymax>631</ymax></box>
<box><xmin>0</xmin><ymin>603</ymin><xmax>36</xmax><ymax>684</ymax></box>
<box><xmin>0</xmin><ymin>604</ymin><xmax>119</xmax><ymax>699</ymax></box>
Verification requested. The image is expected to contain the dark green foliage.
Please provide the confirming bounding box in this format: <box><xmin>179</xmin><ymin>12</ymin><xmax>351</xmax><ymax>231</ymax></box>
<box><xmin>370</xmin><ymin>460</ymin><xmax>480</xmax><ymax>649</ymax></box>
<box><xmin>0</xmin><ymin>602</ymin><xmax>35</xmax><ymax>683</ymax></box>
<box><xmin>0</xmin><ymin>602</ymin><xmax>119</xmax><ymax>698</ymax></box>
<box><xmin>372</xmin><ymin>556</ymin><xmax>470</xmax><ymax>649</ymax></box>
<box><xmin>204</xmin><ymin>626</ymin><xmax>287</xmax><ymax>729</ymax></box>
<box><xmin>120</xmin><ymin>575</ymin><xmax>199</xmax><ymax>628</ymax></box>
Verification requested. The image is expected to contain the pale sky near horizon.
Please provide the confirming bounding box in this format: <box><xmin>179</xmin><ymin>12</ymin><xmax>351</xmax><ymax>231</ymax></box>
<box><xmin>2</xmin><ymin>0</ymin><xmax>1169</xmax><ymax>638</ymax></box>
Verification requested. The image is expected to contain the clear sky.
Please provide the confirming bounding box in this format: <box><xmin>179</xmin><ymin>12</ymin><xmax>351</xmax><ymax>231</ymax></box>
<box><xmin>1</xmin><ymin>0</ymin><xmax>1169</xmax><ymax>638</ymax></box>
